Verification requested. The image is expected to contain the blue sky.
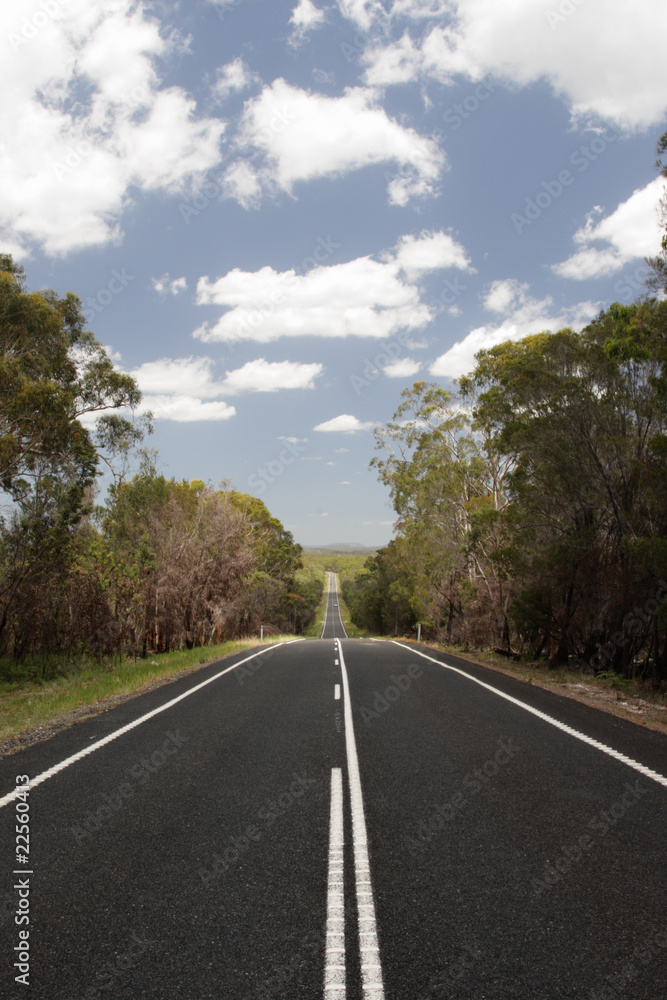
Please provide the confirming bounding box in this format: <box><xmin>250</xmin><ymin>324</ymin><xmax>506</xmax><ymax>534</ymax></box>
<box><xmin>3</xmin><ymin>0</ymin><xmax>666</xmax><ymax>546</ymax></box>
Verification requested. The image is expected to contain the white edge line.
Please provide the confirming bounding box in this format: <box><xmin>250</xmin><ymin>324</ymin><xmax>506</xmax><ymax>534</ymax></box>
<box><xmin>324</xmin><ymin>767</ymin><xmax>346</xmax><ymax>998</ymax></box>
<box><xmin>0</xmin><ymin>639</ymin><xmax>305</xmax><ymax>809</ymax></box>
<box><xmin>388</xmin><ymin>640</ymin><xmax>667</xmax><ymax>790</ymax></box>
<box><xmin>337</xmin><ymin>638</ymin><xmax>385</xmax><ymax>1000</ymax></box>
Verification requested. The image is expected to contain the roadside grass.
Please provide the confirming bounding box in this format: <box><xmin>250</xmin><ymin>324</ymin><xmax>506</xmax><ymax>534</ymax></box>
<box><xmin>0</xmin><ymin>635</ymin><xmax>298</xmax><ymax>744</ymax></box>
<box><xmin>303</xmin><ymin>583</ymin><xmax>328</xmax><ymax>637</ymax></box>
<box><xmin>337</xmin><ymin>591</ymin><xmax>366</xmax><ymax>638</ymax></box>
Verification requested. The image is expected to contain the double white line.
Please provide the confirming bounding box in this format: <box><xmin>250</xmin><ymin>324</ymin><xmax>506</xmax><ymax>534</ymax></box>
<box><xmin>324</xmin><ymin>639</ymin><xmax>384</xmax><ymax>999</ymax></box>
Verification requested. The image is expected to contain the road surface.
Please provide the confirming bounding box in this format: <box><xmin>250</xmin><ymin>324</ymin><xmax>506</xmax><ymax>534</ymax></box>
<box><xmin>1</xmin><ymin>575</ymin><xmax>666</xmax><ymax>999</ymax></box>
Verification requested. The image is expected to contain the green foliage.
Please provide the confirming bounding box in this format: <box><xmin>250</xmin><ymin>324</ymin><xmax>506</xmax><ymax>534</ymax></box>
<box><xmin>358</xmin><ymin>297</ymin><xmax>667</xmax><ymax>681</ymax></box>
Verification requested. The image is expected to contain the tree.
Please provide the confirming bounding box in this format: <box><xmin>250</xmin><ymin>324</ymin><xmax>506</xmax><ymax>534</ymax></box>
<box><xmin>646</xmin><ymin>129</ymin><xmax>667</xmax><ymax>296</ymax></box>
<box><xmin>462</xmin><ymin>303</ymin><xmax>667</xmax><ymax>672</ymax></box>
<box><xmin>0</xmin><ymin>255</ymin><xmax>144</xmax><ymax>657</ymax></box>
<box><xmin>0</xmin><ymin>254</ymin><xmax>141</xmax><ymax>509</ymax></box>
<box><xmin>370</xmin><ymin>382</ymin><xmax>515</xmax><ymax>648</ymax></box>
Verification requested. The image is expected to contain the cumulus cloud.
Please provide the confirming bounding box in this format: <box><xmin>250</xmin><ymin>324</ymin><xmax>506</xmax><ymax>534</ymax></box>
<box><xmin>194</xmin><ymin>229</ymin><xmax>471</xmax><ymax>344</ymax></box>
<box><xmin>0</xmin><ymin>1</ymin><xmax>226</xmax><ymax>257</ymax></box>
<box><xmin>222</xmin><ymin>78</ymin><xmax>445</xmax><ymax>208</ymax></box>
<box><xmin>152</xmin><ymin>274</ymin><xmax>187</xmax><ymax>296</ymax></box>
<box><xmin>128</xmin><ymin>355</ymin><xmax>320</xmax><ymax>421</ymax></box>
<box><xmin>552</xmin><ymin>177</ymin><xmax>665</xmax><ymax>280</ymax></box>
<box><xmin>211</xmin><ymin>58</ymin><xmax>260</xmax><ymax>102</ymax></box>
<box><xmin>138</xmin><ymin>396</ymin><xmax>236</xmax><ymax>422</ymax></box>
<box><xmin>359</xmin><ymin>0</ymin><xmax>667</xmax><ymax>129</ymax></box>
<box><xmin>383</xmin><ymin>357</ymin><xmax>420</xmax><ymax>377</ymax></box>
<box><xmin>430</xmin><ymin>279</ymin><xmax>600</xmax><ymax>380</ymax></box>
<box><xmin>314</xmin><ymin>414</ymin><xmax>375</xmax><ymax>433</ymax></box>
<box><xmin>289</xmin><ymin>0</ymin><xmax>326</xmax><ymax>41</ymax></box>
<box><xmin>390</xmin><ymin>229</ymin><xmax>473</xmax><ymax>279</ymax></box>
<box><xmin>219</xmin><ymin>358</ymin><xmax>323</xmax><ymax>393</ymax></box>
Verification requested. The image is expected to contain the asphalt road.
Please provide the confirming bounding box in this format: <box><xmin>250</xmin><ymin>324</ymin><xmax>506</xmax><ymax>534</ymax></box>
<box><xmin>320</xmin><ymin>573</ymin><xmax>348</xmax><ymax>639</ymax></box>
<box><xmin>1</xmin><ymin>576</ymin><xmax>666</xmax><ymax>999</ymax></box>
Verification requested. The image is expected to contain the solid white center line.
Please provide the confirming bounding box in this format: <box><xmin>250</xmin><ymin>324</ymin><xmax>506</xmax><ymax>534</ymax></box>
<box><xmin>324</xmin><ymin>768</ymin><xmax>346</xmax><ymax>1000</ymax></box>
<box><xmin>336</xmin><ymin>639</ymin><xmax>385</xmax><ymax>1000</ymax></box>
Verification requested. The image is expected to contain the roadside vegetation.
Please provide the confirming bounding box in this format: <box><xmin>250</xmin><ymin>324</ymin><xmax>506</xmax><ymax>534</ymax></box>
<box><xmin>0</xmin><ymin>255</ymin><xmax>322</xmax><ymax>700</ymax></box>
<box><xmin>343</xmin><ymin>134</ymin><xmax>667</xmax><ymax>693</ymax></box>
<box><xmin>0</xmin><ymin>636</ymin><xmax>300</xmax><ymax>745</ymax></box>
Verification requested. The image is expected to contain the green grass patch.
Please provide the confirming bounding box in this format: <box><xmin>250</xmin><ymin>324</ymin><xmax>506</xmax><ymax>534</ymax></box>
<box><xmin>0</xmin><ymin>636</ymin><xmax>298</xmax><ymax>744</ymax></box>
<box><xmin>303</xmin><ymin>583</ymin><xmax>328</xmax><ymax>637</ymax></box>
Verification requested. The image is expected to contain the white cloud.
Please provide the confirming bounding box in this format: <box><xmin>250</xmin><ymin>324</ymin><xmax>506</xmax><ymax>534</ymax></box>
<box><xmin>430</xmin><ymin>280</ymin><xmax>600</xmax><ymax>380</ymax></box>
<box><xmin>221</xmin><ymin>161</ymin><xmax>263</xmax><ymax>209</ymax></box>
<box><xmin>211</xmin><ymin>58</ymin><xmax>259</xmax><ymax>102</ymax></box>
<box><xmin>360</xmin><ymin>0</ymin><xmax>667</xmax><ymax>128</ymax></box>
<box><xmin>152</xmin><ymin>274</ymin><xmax>188</xmax><ymax>296</ymax></box>
<box><xmin>289</xmin><ymin>0</ymin><xmax>326</xmax><ymax>42</ymax></box>
<box><xmin>335</xmin><ymin>448</ymin><xmax>350</xmax><ymax>453</ymax></box>
<box><xmin>0</xmin><ymin>1</ymin><xmax>225</xmax><ymax>256</ymax></box>
<box><xmin>128</xmin><ymin>355</ymin><xmax>319</xmax><ymax>421</ymax></box>
<box><xmin>383</xmin><ymin>357</ymin><xmax>420</xmax><ymax>377</ymax></box>
<box><xmin>340</xmin><ymin>480</ymin><xmax>351</xmax><ymax>485</ymax></box>
<box><xmin>194</xmin><ymin>229</ymin><xmax>471</xmax><ymax>344</ymax></box>
<box><xmin>337</xmin><ymin>0</ymin><xmax>388</xmax><ymax>32</ymax></box>
<box><xmin>224</xmin><ymin>78</ymin><xmax>445</xmax><ymax>207</ymax></box>
<box><xmin>552</xmin><ymin>177</ymin><xmax>665</xmax><ymax>280</ymax></box>
<box><xmin>337</xmin><ymin>0</ymin><xmax>448</xmax><ymax>28</ymax></box>
<box><xmin>390</xmin><ymin>229</ymin><xmax>473</xmax><ymax>279</ymax></box>
<box><xmin>131</xmin><ymin>356</ymin><xmax>224</xmax><ymax>398</ymax></box>
<box><xmin>219</xmin><ymin>358</ymin><xmax>323</xmax><ymax>393</ymax></box>
<box><xmin>138</xmin><ymin>396</ymin><xmax>236</xmax><ymax>422</ymax></box>
<box><xmin>314</xmin><ymin>414</ymin><xmax>375</xmax><ymax>433</ymax></box>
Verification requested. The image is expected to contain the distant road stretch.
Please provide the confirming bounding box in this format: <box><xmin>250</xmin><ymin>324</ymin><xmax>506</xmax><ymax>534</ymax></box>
<box><xmin>320</xmin><ymin>572</ymin><xmax>348</xmax><ymax>639</ymax></box>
